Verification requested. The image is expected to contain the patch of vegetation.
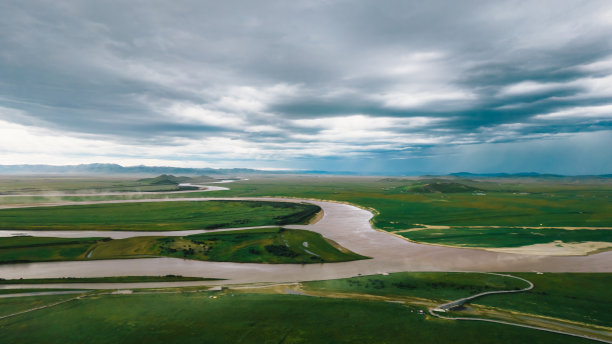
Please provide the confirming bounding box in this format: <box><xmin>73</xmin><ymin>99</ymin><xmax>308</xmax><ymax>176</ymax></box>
<box><xmin>209</xmin><ymin>177</ymin><xmax>612</xmax><ymax>231</ymax></box>
<box><xmin>153</xmin><ymin>228</ymin><xmax>365</xmax><ymax>264</ymax></box>
<box><xmin>0</xmin><ymin>237</ymin><xmax>108</xmax><ymax>264</ymax></box>
<box><xmin>0</xmin><ymin>292</ymin><xmax>591</xmax><ymax>344</ymax></box>
<box><xmin>0</xmin><ymin>275</ymin><xmax>219</xmax><ymax>284</ymax></box>
<box><xmin>0</xmin><ymin>228</ymin><xmax>366</xmax><ymax>264</ymax></box>
<box><xmin>305</xmin><ymin>272</ymin><xmax>612</xmax><ymax>328</ymax></box>
<box><xmin>0</xmin><ymin>294</ymin><xmax>85</xmax><ymax>318</ymax></box>
<box><xmin>303</xmin><ymin>272</ymin><xmax>528</xmax><ymax>301</ymax></box>
<box><xmin>2</xmin><ymin>176</ymin><xmax>612</xmax><ymax>245</ymax></box>
<box><xmin>0</xmin><ymin>175</ymin><xmax>219</xmax><ymax>194</ymax></box>
<box><xmin>399</xmin><ymin>227</ymin><xmax>612</xmax><ymax>248</ymax></box>
<box><xmin>397</xmin><ymin>181</ymin><xmax>483</xmax><ymax>193</ymax></box>
<box><xmin>0</xmin><ymin>200</ymin><xmax>321</xmax><ymax>231</ymax></box>
<box><xmin>474</xmin><ymin>273</ymin><xmax>612</xmax><ymax>327</ymax></box>
<box><xmin>137</xmin><ymin>174</ymin><xmax>192</xmax><ymax>185</ymax></box>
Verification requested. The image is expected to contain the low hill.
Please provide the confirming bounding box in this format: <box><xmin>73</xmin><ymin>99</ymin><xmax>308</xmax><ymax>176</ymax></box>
<box><xmin>137</xmin><ymin>174</ymin><xmax>193</xmax><ymax>185</ymax></box>
<box><xmin>401</xmin><ymin>181</ymin><xmax>483</xmax><ymax>194</ymax></box>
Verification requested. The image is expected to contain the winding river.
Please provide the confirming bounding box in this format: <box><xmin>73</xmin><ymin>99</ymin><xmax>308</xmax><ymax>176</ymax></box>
<box><xmin>1</xmin><ymin>183</ymin><xmax>611</xmax><ymax>289</ymax></box>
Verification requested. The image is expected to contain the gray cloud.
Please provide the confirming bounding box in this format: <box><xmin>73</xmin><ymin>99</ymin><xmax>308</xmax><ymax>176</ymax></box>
<box><xmin>0</xmin><ymin>0</ymin><xmax>611</xmax><ymax>172</ymax></box>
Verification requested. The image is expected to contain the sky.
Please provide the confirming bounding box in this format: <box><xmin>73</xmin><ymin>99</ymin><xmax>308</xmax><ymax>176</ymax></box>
<box><xmin>1</xmin><ymin>0</ymin><xmax>611</xmax><ymax>175</ymax></box>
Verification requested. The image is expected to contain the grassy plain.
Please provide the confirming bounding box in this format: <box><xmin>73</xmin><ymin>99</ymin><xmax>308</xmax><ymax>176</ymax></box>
<box><xmin>214</xmin><ymin>177</ymin><xmax>612</xmax><ymax>229</ymax></box>
<box><xmin>303</xmin><ymin>272</ymin><xmax>528</xmax><ymax>301</ymax></box>
<box><xmin>399</xmin><ymin>227</ymin><xmax>612</xmax><ymax>248</ymax></box>
<box><xmin>3</xmin><ymin>176</ymin><xmax>611</xmax><ymax>227</ymax></box>
<box><xmin>0</xmin><ymin>271</ymin><xmax>608</xmax><ymax>342</ymax></box>
<box><xmin>0</xmin><ymin>236</ymin><xmax>107</xmax><ymax>263</ymax></box>
<box><xmin>303</xmin><ymin>272</ymin><xmax>611</xmax><ymax>327</ymax></box>
<box><xmin>1</xmin><ymin>175</ymin><xmax>611</xmax><ymax>251</ymax></box>
<box><xmin>473</xmin><ymin>273</ymin><xmax>612</xmax><ymax>327</ymax></box>
<box><xmin>0</xmin><ymin>292</ymin><xmax>593</xmax><ymax>344</ymax></box>
<box><xmin>0</xmin><ymin>175</ymin><xmax>215</xmax><ymax>194</ymax></box>
<box><xmin>0</xmin><ymin>228</ymin><xmax>366</xmax><ymax>264</ymax></box>
<box><xmin>0</xmin><ymin>293</ymin><xmax>83</xmax><ymax>317</ymax></box>
<box><xmin>0</xmin><ymin>200</ymin><xmax>320</xmax><ymax>231</ymax></box>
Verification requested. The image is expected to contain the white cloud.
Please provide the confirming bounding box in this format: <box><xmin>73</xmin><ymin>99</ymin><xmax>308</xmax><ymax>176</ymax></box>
<box><xmin>498</xmin><ymin>81</ymin><xmax>568</xmax><ymax>96</ymax></box>
<box><xmin>165</xmin><ymin>103</ymin><xmax>245</xmax><ymax>128</ymax></box>
<box><xmin>292</xmin><ymin>114</ymin><xmax>444</xmax><ymax>130</ymax></box>
<box><xmin>533</xmin><ymin>104</ymin><xmax>612</xmax><ymax>120</ymax></box>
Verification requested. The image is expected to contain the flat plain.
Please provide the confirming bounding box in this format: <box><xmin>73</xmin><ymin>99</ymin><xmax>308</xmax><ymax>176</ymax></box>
<box><xmin>0</xmin><ymin>175</ymin><xmax>611</xmax><ymax>343</ymax></box>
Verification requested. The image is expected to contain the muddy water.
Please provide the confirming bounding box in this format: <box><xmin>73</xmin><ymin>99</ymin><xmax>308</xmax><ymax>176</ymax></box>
<box><xmin>0</xmin><ymin>197</ymin><xmax>610</xmax><ymax>289</ymax></box>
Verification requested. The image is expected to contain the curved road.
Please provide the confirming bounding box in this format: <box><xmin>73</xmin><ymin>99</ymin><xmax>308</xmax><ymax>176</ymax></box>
<box><xmin>428</xmin><ymin>273</ymin><xmax>611</xmax><ymax>344</ymax></box>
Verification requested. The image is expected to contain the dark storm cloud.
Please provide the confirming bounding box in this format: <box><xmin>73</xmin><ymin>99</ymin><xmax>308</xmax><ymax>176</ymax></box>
<box><xmin>0</xmin><ymin>0</ymin><xmax>611</xmax><ymax>171</ymax></box>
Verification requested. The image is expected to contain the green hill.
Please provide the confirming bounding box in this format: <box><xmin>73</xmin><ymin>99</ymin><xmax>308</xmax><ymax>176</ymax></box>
<box><xmin>400</xmin><ymin>181</ymin><xmax>483</xmax><ymax>193</ymax></box>
<box><xmin>137</xmin><ymin>174</ymin><xmax>192</xmax><ymax>186</ymax></box>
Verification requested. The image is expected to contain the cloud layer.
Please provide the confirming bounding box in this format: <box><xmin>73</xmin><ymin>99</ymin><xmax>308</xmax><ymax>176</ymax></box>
<box><xmin>1</xmin><ymin>0</ymin><xmax>611</xmax><ymax>173</ymax></box>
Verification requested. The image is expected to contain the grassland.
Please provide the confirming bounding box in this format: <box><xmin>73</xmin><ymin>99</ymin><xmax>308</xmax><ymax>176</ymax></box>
<box><xmin>3</xmin><ymin>176</ymin><xmax>611</xmax><ymax>228</ymax></box>
<box><xmin>0</xmin><ymin>292</ymin><xmax>592</xmax><ymax>344</ymax></box>
<box><xmin>0</xmin><ymin>272</ymin><xmax>607</xmax><ymax>342</ymax></box>
<box><xmin>303</xmin><ymin>272</ymin><xmax>529</xmax><ymax>301</ymax></box>
<box><xmin>0</xmin><ymin>294</ymin><xmax>84</xmax><ymax>318</ymax></box>
<box><xmin>302</xmin><ymin>272</ymin><xmax>612</xmax><ymax>328</ymax></box>
<box><xmin>0</xmin><ymin>174</ymin><xmax>214</xmax><ymax>194</ymax></box>
<box><xmin>473</xmin><ymin>273</ymin><xmax>612</xmax><ymax>327</ymax></box>
<box><xmin>399</xmin><ymin>227</ymin><xmax>612</xmax><ymax>248</ymax></box>
<box><xmin>214</xmin><ymin>177</ymin><xmax>612</xmax><ymax>229</ymax></box>
<box><xmin>0</xmin><ymin>228</ymin><xmax>366</xmax><ymax>264</ymax></box>
<box><xmin>0</xmin><ymin>236</ymin><xmax>108</xmax><ymax>263</ymax></box>
<box><xmin>1</xmin><ymin>175</ymin><xmax>611</xmax><ymax>250</ymax></box>
<box><xmin>0</xmin><ymin>200</ymin><xmax>321</xmax><ymax>231</ymax></box>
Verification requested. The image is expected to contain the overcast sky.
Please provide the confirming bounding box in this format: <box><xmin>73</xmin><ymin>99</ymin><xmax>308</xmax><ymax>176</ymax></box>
<box><xmin>1</xmin><ymin>0</ymin><xmax>611</xmax><ymax>174</ymax></box>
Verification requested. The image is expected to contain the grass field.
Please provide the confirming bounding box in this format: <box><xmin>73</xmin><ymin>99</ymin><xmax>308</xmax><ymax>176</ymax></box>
<box><xmin>0</xmin><ymin>200</ymin><xmax>321</xmax><ymax>231</ymax></box>
<box><xmin>473</xmin><ymin>273</ymin><xmax>612</xmax><ymax>327</ymax></box>
<box><xmin>399</xmin><ymin>227</ymin><xmax>612</xmax><ymax>248</ymax></box>
<box><xmin>0</xmin><ymin>236</ymin><xmax>108</xmax><ymax>263</ymax></box>
<box><xmin>0</xmin><ymin>175</ymin><xmax>214</xmax><ymax>194</ymax></box>
<box><xmin>0</xmin><ymin>228</ymin><xmax>366</xmax><ymax>264</ymax></box>
<box><xmin>0</xmin><ymin>272</ymin><xmax>608</xmax><ymax>342</ymax></box>
<box><xmin>0</xmin><ymin>292</ymin><xmax>593</xmax><ymax>344</ymax></box>
<box><xmin>213</xmin><ymin>177</ymin><xmax>612</xmax><ymax>229</ymax></box>
<box><xmin>302</xmin><ymin>272</ymin><xmax>612</xmax><ymax>328</ymax></box>
<box><xmin>0</xmin><ymin>293</ymin><xmax>83</xmax><ymax>317</ymax></box>
<box><xmin>303</xmin><ymin>272</ymin><xmax>529</xmax><ymax>301</ymax></box>
<box><xmin>1</xmin><ymin>175</ymin><xmax>611</xmax><ymax>250</ymax></box>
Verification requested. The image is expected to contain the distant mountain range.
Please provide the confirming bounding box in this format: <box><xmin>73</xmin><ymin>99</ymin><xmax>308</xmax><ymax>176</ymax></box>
<box><xmin>0</xmin><ymin>163</ymin><xmax>271</xmax><ymax>175</ymax></box>
<box><xmin>448</xmin><ymin>172</ymin><xmax>612</xmax><ymax>178</ymax></box>
<box><xmin>0</xmin><ymin>164</ymin><xmax>609</xmax><ymax>177</ymax></box>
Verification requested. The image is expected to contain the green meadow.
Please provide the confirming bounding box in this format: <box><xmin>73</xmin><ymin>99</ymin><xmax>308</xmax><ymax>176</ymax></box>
<box><xmin>2</xmin><ymin>176</ymin><xmax>611</xmax><ymax>249</ymax></box>
<box><xmin>399</xmin><ymin>227</ymin><xmax>612</xmax><ymax>248</ymax></box>
<box><xmin>303</xmin><ymin>272</ymin><xmax>612</xmax><ymax>328</ymax></box>
<box><xmin>0</xmin><ymin>228</ymin><xmax>366</xmax><ymax>264</ymax></box>
<box><xmin>303</xmin><ymin>271</ymin><xmax>529</xmax><ymax>301</ymax></box>
<box><xmin>0</xmin><ymin>174</ymin><xmax>213</xmax><ymax>194</ymax></box>
<box><xmin>0</xmin><ymin>292</ymin><xmax>593</xmax><ymax>344</ymax></box>
<box><xmin>473</xmin><ymin>273</ymin><xmax>612</xmax><ymax>327</ymax></box>
<box><xmin>0</xmin><ymin>200</ymin><xmax>320</xmax><ymax>231</ymax></box>
<box><xmin>2</xmin><ymin>271</ymin><xmax>609</xmax><ymax>343</ymax></box>
<box><xmin>3</xmin><ymin>176</ymin><xmax>612</xmax><ymax>229</ymax></box>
